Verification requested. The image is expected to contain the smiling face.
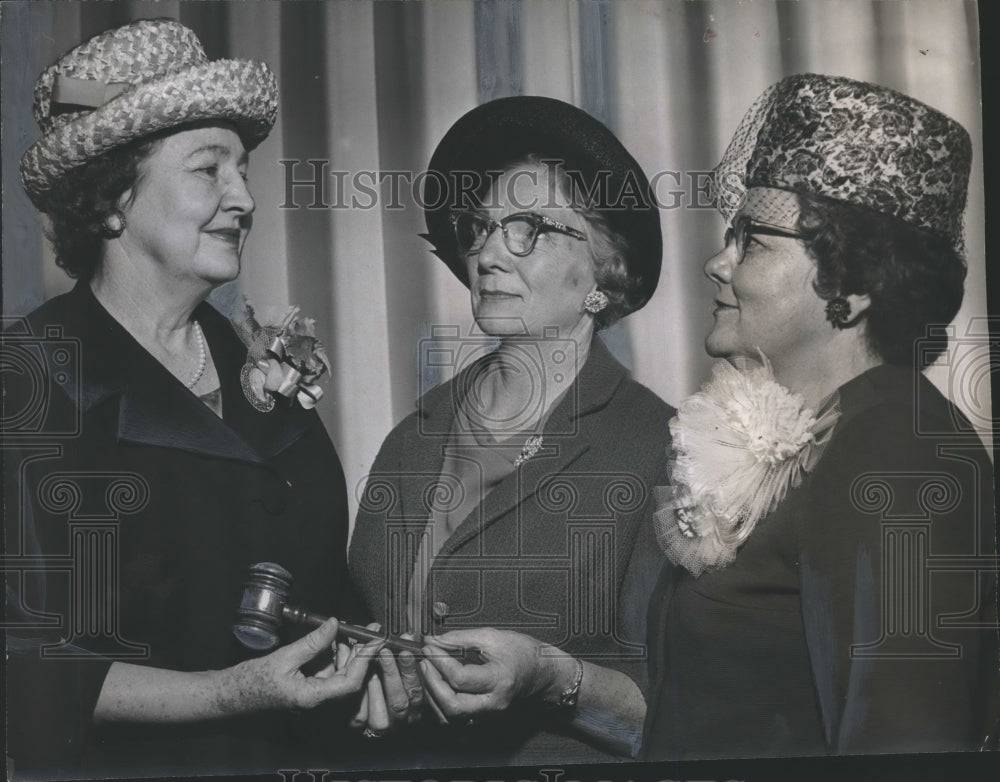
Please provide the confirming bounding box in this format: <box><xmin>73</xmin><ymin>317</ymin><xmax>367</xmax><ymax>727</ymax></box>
<box><xmin>463</xmin><ymin>164</ymin><xmax>597</xmax><ymax>340</ymax></box>
<box><xmin>119</xmin><ymin>123</ymin><xmax>253</xmax><ymax>289</ymax></box>
<box><xmin>703</xmin><ymin>200</ymin><xmax>832</xmax><ymax>370</ymax></box>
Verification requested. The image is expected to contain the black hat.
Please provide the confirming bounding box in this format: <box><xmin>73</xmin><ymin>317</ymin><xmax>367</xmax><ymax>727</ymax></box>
<box><xmin>422</xmin><ymin>96</ymin><xmax>662</xmax><ymax>312</ymax></box>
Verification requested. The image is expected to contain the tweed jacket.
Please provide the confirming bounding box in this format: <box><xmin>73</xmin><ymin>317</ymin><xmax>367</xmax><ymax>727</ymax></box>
<box><xmin>4</xmin><ymin>282</ymin><xmax>362</xmax><ymax>778</ymax></box>
<box><xmin>643</xmin><ymin>364</ymin><xmax>998</xmax><ymax>759</ymax></box>
<box><xmin>349</xmin><ymin>338</ymin><xmax>674</xmax><ymax>767</ymax></box>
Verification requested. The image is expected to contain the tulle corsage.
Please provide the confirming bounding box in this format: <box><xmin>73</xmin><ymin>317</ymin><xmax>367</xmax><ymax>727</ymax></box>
<box><xmin>654</xmin><ymin>352</ymin><xmax>840</xmax><ymax>576</ymax></box>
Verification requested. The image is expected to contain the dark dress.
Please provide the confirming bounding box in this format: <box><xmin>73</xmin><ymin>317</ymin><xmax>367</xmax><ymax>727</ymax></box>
<box><xmin>4</xmin><ymin>282</ymin><xmax>363</xmax><ymax>778</ymax></box>
<box><xmin>349</xmin><ymin>338</ymin><xmax>674</xmax><ymax>767</ymax></box>
<box><xmin>642</xmin><ymin>364</ymin><xmax>998</xmax><ymax>759</ymax></box>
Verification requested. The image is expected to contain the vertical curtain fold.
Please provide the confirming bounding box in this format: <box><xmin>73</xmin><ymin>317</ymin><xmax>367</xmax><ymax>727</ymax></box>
<box><xmin>476</xmin><ymin>0</ymin><xmax>522</xmax><ymax>103</ymax></box>
<box><xmin>372</xmin><ymin>0</ymin><xmax>437</xmax><ymax>420</ymax></box>
<box><xmin>281</xmin><ymin>4</ymin><xmax>337</xmax><ymax>407</ymax></box>
<box><xmin>320</xmin><ymin>0</ymin><xmax>395</xmax><ymax>497</ymax></box>
<box><xmin>578</xmin><ymin>0</ymin><xmax>633</xmax><ymax>371</ymax></box>
<box><xmin>227</xmin><ymin>0</ymin><xmax>288</xmax><ymax>308</ymax></box>
<box><xmin>2</xmin><ymin>1</ymin><xmax>50</xmax><ymax>314</ymax></box>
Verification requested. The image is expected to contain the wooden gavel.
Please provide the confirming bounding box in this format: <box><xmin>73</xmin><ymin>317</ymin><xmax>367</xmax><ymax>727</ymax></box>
<box><xmin>233</xmin><ymin>562</ymin><xmax>485</xmax><ymax>662</ymax></box>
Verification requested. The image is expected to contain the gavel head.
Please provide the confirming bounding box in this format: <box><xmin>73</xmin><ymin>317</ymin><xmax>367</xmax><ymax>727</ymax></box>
<box><xmin>233</xmin><ymin>562</ymin><xmax>293</xmax><ymax>650</ymax></box>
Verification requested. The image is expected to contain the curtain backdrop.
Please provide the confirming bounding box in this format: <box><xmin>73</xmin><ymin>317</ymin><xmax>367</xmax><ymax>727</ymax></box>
<box><xmin>2</xmin><ymin>0</ymin><xmax>989</xmax><ymax>525</ymax></box>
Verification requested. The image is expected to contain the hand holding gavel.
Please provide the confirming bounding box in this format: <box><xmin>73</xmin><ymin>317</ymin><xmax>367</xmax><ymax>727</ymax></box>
<box><xmin>233</xmin><ymin>562</ymin><xmax>486</xmax><ymax>663</ymax></box>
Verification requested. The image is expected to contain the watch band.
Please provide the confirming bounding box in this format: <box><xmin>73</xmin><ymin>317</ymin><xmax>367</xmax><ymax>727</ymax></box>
<box><xmin>546</xmin><ymin>656</ymin><xmax>584</xmax><ymax>710</ymax></box>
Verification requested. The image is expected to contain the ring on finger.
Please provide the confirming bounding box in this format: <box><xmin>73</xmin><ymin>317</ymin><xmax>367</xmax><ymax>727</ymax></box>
<box><xmin>362</xmin><ymin>727</ymin><xmax>386</xmax><ymax>739</ymax></box>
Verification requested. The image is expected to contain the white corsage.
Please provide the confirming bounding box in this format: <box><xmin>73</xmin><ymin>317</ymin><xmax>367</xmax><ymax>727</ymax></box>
<box><xmin>232</xmin><ymin>300</ymin><xmax>331</xmax><ymax>412</ymax></box>
<box><xmin>654</xmin><ymin>352</ymin><xmax>840</xmax><ymax>576</ymax></box>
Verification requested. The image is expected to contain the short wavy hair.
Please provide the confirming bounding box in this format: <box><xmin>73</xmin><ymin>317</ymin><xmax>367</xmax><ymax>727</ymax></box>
<box><xmin>466</xmin><ymin>154</ymin><xmax>642</xmax><ymax>330</ymax></box>
<box><xmin>796</xmin><ymin>192</ymin><xmax>967</xmax><ymax>369</ymax></box>
<box><xmin>42</xmin><ymin>133</ymin><xmax>163</xmax><ymax>281</ymax></box>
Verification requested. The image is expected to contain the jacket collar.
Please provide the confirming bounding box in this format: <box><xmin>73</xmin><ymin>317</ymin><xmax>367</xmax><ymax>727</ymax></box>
<box><xmin>414</xmin><ymin>337</ymin><xmax>628</xmax><ymax>555</ymax></box>
<box><xmin>54</xmin><ymin>282</ymin><xmax>311</xmax><ymax>465</ymax></box>
<box><xmin>417</xmin><ymin>336</ymin><xmax>627</xmax><ymax>428</ymax></box>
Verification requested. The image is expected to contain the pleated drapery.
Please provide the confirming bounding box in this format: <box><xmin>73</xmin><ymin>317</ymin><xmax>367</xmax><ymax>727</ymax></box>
<box><xmin>2</xmin><ymin>1</ymin><xmax>989</xmax><ymax>524</ymax></box>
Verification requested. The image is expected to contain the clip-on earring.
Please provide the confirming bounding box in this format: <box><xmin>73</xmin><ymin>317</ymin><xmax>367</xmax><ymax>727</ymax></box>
<box><xmin>583</xmin><ymin>289</ymin><xmax>609</xmax><ymax>314</ymax></box>
<box><xmin>101</xmin><ymin>209</ymin><xmax>127</xmax><ymax>239</ymax></box>
<box><xmin>825</xmin><ymin>297</ymin><xmax>851</xmax><ymax>329</ymax></box>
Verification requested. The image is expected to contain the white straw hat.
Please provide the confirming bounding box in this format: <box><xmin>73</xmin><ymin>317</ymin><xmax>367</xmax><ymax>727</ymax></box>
<box><xmin>20</xmin><ymin>18</ymin><xmax>278</xmax><ymax>209</ymax></box>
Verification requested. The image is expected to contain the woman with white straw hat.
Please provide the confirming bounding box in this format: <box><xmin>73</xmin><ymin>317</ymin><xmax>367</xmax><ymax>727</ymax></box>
<box><xmin>642</xmin><ymin>74</ymin><xmax>998</xmax><ymax>759</ymax></box>
<box><xmin>5</xmin><ymin>19</ymin><xmax>404</xmax><ymax>778</ymax></box>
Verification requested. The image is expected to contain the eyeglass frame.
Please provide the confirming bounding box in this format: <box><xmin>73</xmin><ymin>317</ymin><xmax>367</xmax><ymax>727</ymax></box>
<box><xmin>726</xmin><ymin>215</ymin><xmax>804</xmax><ymax>264</ymax></box>
<box><xmin>449</xmin><ymin>210</ymin><xmax>588</xmax><ymax>258</ymax></box>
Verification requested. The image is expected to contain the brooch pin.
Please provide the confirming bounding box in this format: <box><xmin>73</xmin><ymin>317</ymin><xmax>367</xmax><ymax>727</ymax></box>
<box><xmin>513</xmin><ymin>435</ymin><xmax>544</xmax><ymax>467</ymax></box>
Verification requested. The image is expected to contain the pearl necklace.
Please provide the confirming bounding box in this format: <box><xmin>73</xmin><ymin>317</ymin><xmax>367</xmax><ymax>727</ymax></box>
<box><xmin>186</xmin><ymin>321</ymin><xmax>207</xmax><ymax>389</ymax></box>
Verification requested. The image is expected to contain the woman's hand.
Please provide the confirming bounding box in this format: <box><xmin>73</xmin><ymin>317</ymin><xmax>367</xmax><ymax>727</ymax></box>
<box><xmin>341</xmin><ymin>628</ymin><xmax>425</xmax><ymax>737</ymax></box>
<box><xmin>94</xmin><ymin>618</ymin><xmax>382</xmax><ymax>723</ymax></box>
<box><xmin>418</xmin><ymin>628</ymin><xmax>577</xmax><ymax>722</ymax></box>
<box><xmin>220</xmin><ymin>618</ymin><xmax>382</xmax><ymax>713</ymax></box>
<box><xmin>418</xmin><ymin>627</ymin><xmax>646</xmax><ymax>756</ymax></box>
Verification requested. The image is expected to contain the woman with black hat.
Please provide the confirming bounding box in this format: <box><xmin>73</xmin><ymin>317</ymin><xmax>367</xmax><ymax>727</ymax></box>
<box><xmin>5</xmin><ymin>19</ymin><xmax>400</xmax><ymax>778</ymax></box>
<box><xmin>643</xmin><ymin>74</ymin><xmax>998</xmax><ymax>758</ymax></box>
<box><xmin>348</xmin><ymin>96</ymin><xmax>673</xmax><ymax>765</ymax></box>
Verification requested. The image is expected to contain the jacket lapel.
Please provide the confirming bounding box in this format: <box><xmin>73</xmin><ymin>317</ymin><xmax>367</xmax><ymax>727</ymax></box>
<box><xmin>436</xmin><ymin>435</ymin><xmax>591</xmax><ymax>558</ymax></box>
<box><xmin>198</xmin><ymin>301</ymin><xmax>313</xmax><ymax>460</ymax></box>
<box><xmin>69</xmin><ymin>284</ymin><xmax>307</xmax><ymax>465</ymax></box>
<box><xmin>403</xmin><ymin>377</ymin><xmax>457</xmax><ymax>531</ymax></box>
<box><xmin>436</xmin><ymin>338</ymin><xmax>627</xmax><ymax>557</ymax></box>
<box><xmin>116</xmin><ymin>374</ymin><xmax>265</xmax><ymax>463</ymax></box>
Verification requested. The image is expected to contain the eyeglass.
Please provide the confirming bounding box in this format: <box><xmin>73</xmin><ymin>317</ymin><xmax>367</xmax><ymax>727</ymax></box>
<box><xmin>450</xmin><ymin>211</ymin><xmax>588</xmax><ymax>257</ymax></box>
<box><xmin>726</xmin><ymin>215</ymin><xmax>803</xmax><ymax>264</ymax></box>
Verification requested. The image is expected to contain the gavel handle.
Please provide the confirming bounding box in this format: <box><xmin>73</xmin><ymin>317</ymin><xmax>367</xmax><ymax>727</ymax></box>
<box><xmin>281</xmin><ymin>604</ymin><xmax>486</xmax><ymax>663</ymax></box>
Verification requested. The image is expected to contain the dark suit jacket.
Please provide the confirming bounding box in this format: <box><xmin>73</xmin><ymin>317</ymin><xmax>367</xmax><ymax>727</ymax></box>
<box><xmin>643</xmin><ymin>364</ymin><xmax>998</xmax><ymax>759</ymax></box>
<box><xmin>4</xmin><ymin>282</ymin><xmax>361</xmax><ymax>778</ymax></box>
<box><xmin>349</xmin><ymin>338</ymin><xmax>674</xmax><ymax>767</ymax></box>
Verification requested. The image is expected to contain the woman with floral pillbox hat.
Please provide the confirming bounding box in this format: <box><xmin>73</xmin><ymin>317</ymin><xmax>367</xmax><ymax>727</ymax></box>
<box><xmin>4</xmin><ymin>19</ymin><xmax>408</xmax><ymax>778</ymax></box>
<box><xmin>642</xmin><ymin>74</ymin><xmax>998</xmax><ymax>758</ymax></box>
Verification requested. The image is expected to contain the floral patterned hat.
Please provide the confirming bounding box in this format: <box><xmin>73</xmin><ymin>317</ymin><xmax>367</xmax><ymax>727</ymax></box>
<box><xmin>714</xmin><ymin>73</ymin><xmax>972</xmax><ymax>251</ymax></box>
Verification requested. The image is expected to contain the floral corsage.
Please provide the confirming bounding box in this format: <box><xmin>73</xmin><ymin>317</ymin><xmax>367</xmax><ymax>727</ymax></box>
<box><xmin>232</xmin><ymin>300</ymin><xmax>331</xmax><ymax>413</ymax></box>
<box><xmin>653</xmin><ymin>352</ymin><xmax>840</xmax><ymax>576</ymax></box>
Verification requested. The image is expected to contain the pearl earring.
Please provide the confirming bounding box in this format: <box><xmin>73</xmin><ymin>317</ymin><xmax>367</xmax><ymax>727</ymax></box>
<box><xmin>101</xmin><ymin>209</ymin><xmax>127</xmax><ymax>238</ymax></box>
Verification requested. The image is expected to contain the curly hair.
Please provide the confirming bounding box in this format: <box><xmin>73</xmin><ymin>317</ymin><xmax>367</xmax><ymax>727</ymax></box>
<box><xmin>796</xmin><ymin>191</ymin><xmax>966</xmax><ymax>369</ymax></box>
<box><xmin>570</xmin><ymin>205</ymin><xmax>641</xmax><ymax>330</ymax></box>
<box><xmin>41</xmin><ymin>134</ymin><xmax>163</xmax><ymax>281</ymax></box>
